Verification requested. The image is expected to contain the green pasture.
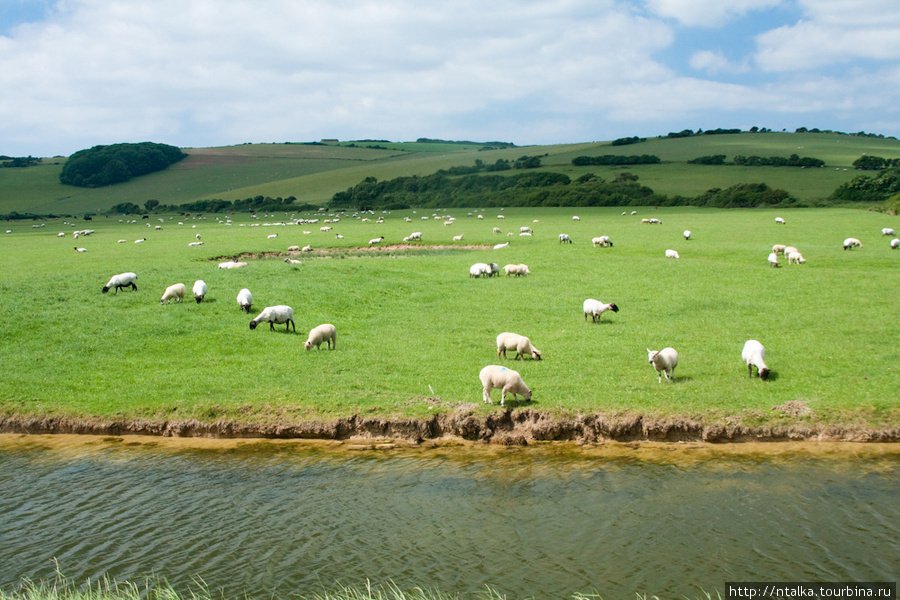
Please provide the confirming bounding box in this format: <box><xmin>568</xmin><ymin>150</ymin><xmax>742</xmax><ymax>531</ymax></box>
<box><xmin>4</xmin><ymin>133</ymin><xmax>900</xmax><ymax>217</ymax></box>
<box><xmin>1</xmin><ymin>206</ymin><xmax>897</xmax><ymax>427</ymax></box>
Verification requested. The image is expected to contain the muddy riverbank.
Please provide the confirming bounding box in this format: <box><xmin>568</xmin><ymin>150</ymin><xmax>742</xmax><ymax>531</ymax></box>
<box><xmin>2</xmin><ymin>408</ymin><xmax>897</xmax><ymax>444</ymax></box>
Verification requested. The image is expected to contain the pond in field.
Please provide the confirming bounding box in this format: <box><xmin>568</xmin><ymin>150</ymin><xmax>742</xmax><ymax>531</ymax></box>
<box><xmin>0</xmin><ymin>436</ymin><xmax>897</xmax><ymax>599</ymax></box>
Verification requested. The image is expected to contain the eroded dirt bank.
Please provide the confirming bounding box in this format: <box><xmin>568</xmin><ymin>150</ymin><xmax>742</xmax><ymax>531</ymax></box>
<box><xmin>1</xmin><ymin>409</ymin><xmax>897</xmax><ymax>445</ymax></box>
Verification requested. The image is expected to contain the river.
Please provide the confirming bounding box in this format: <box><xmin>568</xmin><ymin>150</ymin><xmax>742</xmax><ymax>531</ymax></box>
<box><xmin>0</xmin><ymin>435</ymin><xmax>897</xmax><ymax>599</ymax></box>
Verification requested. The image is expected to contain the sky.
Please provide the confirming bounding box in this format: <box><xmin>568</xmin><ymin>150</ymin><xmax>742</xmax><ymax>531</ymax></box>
<box><xmin>2</xmin><ymin>0</ymin><xmax>900</xmax><ymax>157</ymax></box>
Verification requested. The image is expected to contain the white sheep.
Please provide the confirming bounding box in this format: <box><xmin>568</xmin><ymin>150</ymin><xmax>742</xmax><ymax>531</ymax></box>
<box><xmin>572</xmin><ymin>215</ymin><xmax>580</xmax><ymax>221</ymax></box>
<box><xmin>236</xmin><ymin>288</ymin><xmax>253</xmax><ymax>313</ymax></box>
<box><xmin>592</xmin><ymin>236</ymin><xmax>612</xmax><ymax>247</ymax></box>
<box><xmin>452</xmin><ymin>234</ymin><xmax>464</xmax><ymax>241</ymax></box>
<box><xmin>741</xmin><ymin>340</ymin><xmax>770</xmax><ymax>380</ymax></box>
<box><xmin>160</xmin><ymin>283</ymin><xmax>186</xmax><ymax>304</ymax></box>
<box><xmin>772</xmin><ymin>244</ymin><xmax>787</xmax><ymax>255</ymax></box>
<box><xmin>493</xmin><ymin>227</ymin><xmax>502</xmax><ymax>234</ymax></box>
<box><xmin>882</xmin><ymin>228</ymin><xmax>895</xmax><ymax>237</ymax></box>
<box><xmin>250</xmin><ymin>305</ymin><xmax>295</xmax><ymax>332</ymax></box>
<box><xmin>649</xmin><ymin>218</ymin><xmax>661</xmax><ymax>224</ymax></box>
<box><xmin>368</xmin><ymin>236</ymin><xmax>385</xmax><ymax>245</ymax></box>
<box><xmin>843</xmin><ymin>237</ymin><xmax>862</xmax><ymax>250</ymax></box>
<box><xmin>775</xmin><ymin>217</ymin><xmax>785</xmax><ymax>224</ymax></box>
<box><xmin>285</xmin><ymin>258</ymin><xmax>303</xmax><ymax>264</ymax></box>
<box><xmin>583</xmin><ymin>299</ymin><xmax>619</xmax><ymax>323</ymax></box>
<box><xmin>188</xmin><ymin>241</ymin><xmax>203</xmax><ymax>246</ymax></box>
<box><xmin>665</xmin><ymin>249</ymin><xmax>680</xmax><ymax>259</ymax></box>
<box><xmin>891</xmin><ymin>238</ymin><xmax>899</xmax><ymax>249</ymax></box>
<box><xmin>768</xmin><ymin>252</ymin><xmax>780</xmax><ymax>268</ymax></box>
<box><xmin>470</xmin><ymin>262</ymin><xmax>492</xmax><ymax>278</ymax></box>
<box><xmin>74</xmin><ymin>247</ymin><xmax>87</xmax><ymax>252</ymax></box>
<box><xmin>503</xmin><ymin>263</ymin><xmax>530</xmax><ymax>277</ymax></box>
<box><xmin>304</xmin><ymin>323</ymin><xmax>336</xmax><ymax>350</ymax></box>
<box><xmin>493</xmin><ymin>242</ymin><xmax>509</xmax><ymax>249</ymax></box>
<box><xmin>559</xmin><ymin>233</ymin><xmax>572</xmax><ymax>243</ymax></box>
<box><xmin>496</xmin><ymin>332</ymin><xmax>541</xmax><ymax>360</ymax></box>
<box><xmin>787</xmin><ymin>251</ymin><xmax>806</xmax><ymax>264</ymax></box>
<box><xmin>783</xmin><ymin>246</ymin><xmax>799</xmax><ymax>257</ymax></box>
<box><xmin>647</xmin><ymin>347</ymin><xmax>678</xmax><ymax>383</ymax></box>
<box><xmin>407</xmin><ymin>232</ymin><xmax>422</xmax><ymax>241</ymax></box>
<box><xmin>192</xmin><ymin>280</ymin><xmax>208</xmax><ymax>303</ymax></box>
<box><xmin>287</xmin><ymin>245</ymin><xmax>300</xmax><ymax>251</ymax></box>
<box><xmin>479</xmin><ymin>365</ymin><xmax>532</xmax><ymax>407</ymax></box>
<box><xmin>683</xmin><ymin>230</ymin><xmax>691</xmax><ymax>240</ymax></box>
<box><xmin>134</xmin><ymin>238</ymin><xmax>146</xmax><ymax>243</ymax></box>
<box><xmin>267</xmin><ymin>233</ymin><xmax>278</xmax><ymax>239</ymax></box>
<box><xmin>520</xmin><ymin>226</ymin><xmax>532</xmax><ymax>233</ymax></box>
<box><xmin>102</xmin><ymin>272</ymin><xmax>138</xmax><ymax>294</ymax></box>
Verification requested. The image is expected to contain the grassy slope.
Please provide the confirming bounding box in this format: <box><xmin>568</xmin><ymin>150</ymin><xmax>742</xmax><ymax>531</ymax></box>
<box><xmin>3</xmin><ymin>133</ymin><xmax>900</xmax><ymax>217</ymax></box>
<box><xmin>0</xmin><ymin>206</ymin><xmax>897</xmax><ymax>429</ymax></box>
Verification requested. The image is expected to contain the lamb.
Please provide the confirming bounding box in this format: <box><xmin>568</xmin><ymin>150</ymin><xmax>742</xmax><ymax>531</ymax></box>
<box><xmin>192</xmin><ymin>280</ymin><xmax>208</xmax><ymax>303</ymax></box>
<box><xmin>470</xmin><ymin>262</ymin><xmax>492</xmax><ymax>278</ymax></box>
<box><xmin>647</xmin><ymin>347</ymin><xmax>678</xmax><ymax>383</ymax></box>
<box><xmin>236</xmin><ymin>288</ymin><xmax>253</xmax><ymax>313</ymax></box>
<box><xmin>843</xmin><ymin>237</ymin><xmax>862</xmax><ymax>250</ymax></box>
<box><xmin>892</xmin><ymin>238</ymin><xmax>899</xmax><ymax>249</ymax></box>
<box><xmin>783</xmin><ymin>246</ymin><xmax>799</xmax><ymax>257</ymax></box>
<box><xmin>882</xmin><ymin>228</ymin><xmax>895</xmax><ymax>237</ymax></box>
<box><xmin>592</xmin><ymin>236</ymin><xmax>612</xmax><ymax>247</ymax></box>
<box><xmin>768</xmin><ymin>252</ymin><xmax>780</xmax><ymax>268</ymax></box>
<box><xmin>787</xmin><ymin>251</ymin><xmax>806</xmax><ymax>264</ymax></box>
<box><xmin>559</xmin><ymin>233</ymin><xmax>572</xmax><ymax>243</ymax></box>
<box><xmin>503</xmin><ymin>263</ymin><xmax>530</xmax><ymax>277</ymax></box>
<box><xmin>479</xmin><ymin>365</ymin><xmax>532</xmax><ymax>407</ymax></box>
<box><xmin>772</xmin><ymin>244</ymin><xmax>787</xmax><ymax>255</ymax></box>
<box><xmin>741</xmin><ymin>340</ymin><xmax>770</xmax><ymax>380</ymax></box>
<box><xmin>250</xmin><ymin>305</ymin><xmax>295</xmax><ymax>332</ymax></box>
<box><xmin>583</xmin><ymin>298</ymin><xmax>619</xmax><ymax>323</ymax></box>
<box><xmin>304</xmin><ymin>323</ymin><xmax>336</xmax><ymax>350</ymax></box>
<box><xmin>160</xmin><ymin>283</ymin><xmax>186</xmax><ymax>304</ymax></box>
<box><xmin>665</xmin><ymin>249</ymin><xmax>679</xmax><ymax>259</ymax></box>
<box><xmin>102</xmin><ymin>272</ymin><xmax>138</xmax><ymax>294</ymax></box>
<box><xmin>496</xmin><ymin>332</ymin><xmax>541</xmax><ymax>360</ymax></box>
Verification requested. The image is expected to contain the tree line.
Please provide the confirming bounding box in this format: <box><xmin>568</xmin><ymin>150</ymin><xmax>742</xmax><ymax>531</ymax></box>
<box><xmin>60</xmin><ymin>142</ymin><xmax>186</xmax><ymax>187</ymax></box>
<box><xmin>109</xmin><ymin>195</ymin><xmax>318</xmax><ymax>216</ymax></box>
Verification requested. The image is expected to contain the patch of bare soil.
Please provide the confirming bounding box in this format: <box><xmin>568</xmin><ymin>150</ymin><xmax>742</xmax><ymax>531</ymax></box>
<box><xmin>1</xmin><ymin>408</ymin><xmax>897</xmax><ymax>445</ymax></box>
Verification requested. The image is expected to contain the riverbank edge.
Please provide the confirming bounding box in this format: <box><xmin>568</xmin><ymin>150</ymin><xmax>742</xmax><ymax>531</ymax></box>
<box><xmin>1</xmin><ymin>409</ymin><xmax>898</xmax><ymax>445</ymax></box>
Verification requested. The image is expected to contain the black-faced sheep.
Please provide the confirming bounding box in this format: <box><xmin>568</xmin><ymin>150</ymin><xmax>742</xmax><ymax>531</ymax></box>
<box><xmin>583</xmin><ymin>299</ymin><xmax>619</xmax><ymax>323</ymax></box>
<box><xmin>741</xmin><ymin>340</ymin><xmax>770</xmax><ymax>380</ymax></box>
<box><xmin>250</xmin><ymin>305</ymin><xmax>295</xmax><ymax>332</ymax></box>
<box><xmin>102</xmin><ymin>272</ymin><xmax>138</xmax><ymax>294</ymax></box>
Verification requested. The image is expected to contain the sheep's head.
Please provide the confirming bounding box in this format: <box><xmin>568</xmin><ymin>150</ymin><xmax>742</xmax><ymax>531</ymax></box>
<box><xmin>304</xmin><ymin>341</ymin><xmax>313</xmax><ymax>350</ymax></box>
<box><xmin>647</xmin><ymin>349</ymin><xmax>659</xmax><ymax>363</ymax></box>
<box><xmin>759</xmin><ymin>367</ymin><xmax>770</xmax><ymax>381</ymax></box>
<box><xmin>609</xmin><ymin>303</ymin><xmax>619</xmax><ymax>312</ymax></box>
<box><xmin>249</xmin><ymin>320</ymin><xmax>258</xmax><ymax>330</ymax></box>
<box><xmin>102</xmin><ymin>286</ymin><xmax>110</xmax><ymax>293</ymax></box>
<box><xmin>532</xmin><ymin>349</ymin><xmax>542</xmax><ymax>360</ymax></box>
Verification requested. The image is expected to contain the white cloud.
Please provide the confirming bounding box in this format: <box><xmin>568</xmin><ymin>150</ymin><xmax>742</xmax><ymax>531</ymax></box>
<box><xmin>642</xmin><ymin>0</ymin><xmax>782</xmax><ymax>27</ymax></box>
<box><xmin>689</xmin><ymin>50</ymin><xmax>749</xmax><ymax>74</ymax></box>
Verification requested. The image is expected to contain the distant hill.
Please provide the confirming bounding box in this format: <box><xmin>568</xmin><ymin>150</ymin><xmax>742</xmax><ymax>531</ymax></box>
<box><xmin>2</xmin><ymin>132</ymin><xmax>900</xmax><ymax>216</ymax></box>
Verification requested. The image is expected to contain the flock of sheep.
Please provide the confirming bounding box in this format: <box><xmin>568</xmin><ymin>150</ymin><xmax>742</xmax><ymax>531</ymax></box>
<box><xmin>78</xmin><ymin>207</ymin><xmax>895</xmax><ymax>408</ymax></box>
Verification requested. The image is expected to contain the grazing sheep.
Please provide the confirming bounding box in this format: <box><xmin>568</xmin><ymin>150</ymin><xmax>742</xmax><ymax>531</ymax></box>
<box><xmin>267</xmin><ymin>234</ymin><xmax>278</xmax><ymax>239</ymax></box>
<box><xmin>493</xmin><ymin>227</ymin><xmax>502</xmax><ymax>234</ymax></box>
<box><xmin>592</xmin><ymin>236</ymin><xmax>612</xmax><ymax>247</ymax></box>
<box><xmin>453</xmin><ymin>234</ymin><xmax>464</xmax><ymax>241</ymax></box>
<box><xmin>470</xmin><ymin>262</ymin><xmax>492</xmax><ymax>278</ymax></box>
<box><xmin>102</xmin><ymin>272</ymin><xmax>138</xmax><ymax>294</ymax></box>
<box><xmin>74</xmin><ymin>247</ymin><xmax>87</xmax><ymax>252</ymax></box>
<box><xmin>236</xmin><ymin>288</ymin><xmax>253</xmax><ymax>313</ymax></box>
<box><xmin>188</xmin><ymin>241</ymin><xmax>203</xmax><ymax>246</ymax></box>
<box><xmin>287</xmin><ymin>245</ymin><xmax>300</xmax><ymax>251</ymax></box>
<box><xmin>503</xmin><ymin>263</ymin><xmax>531</xmax><ymax>277</ymax></box>
<box><xmin>192</xmin><ymin>280</ymin><xmax>208</xmax><ymax>303</ymax></box>
<box><xmin>741</xmin><ymin>340</ymin><xmax>770</xmax><ymax>380</ymax></box>
<box><xmin>218</xmin><ymin>260</ymin><xmax>248</xmax><ymax>269</ymax></box>
<box><xmin>665</xmin><ymin>249</ymin><xmax>680</xmax><ymax>259</ymax></box>
<box><xmin>775</xmin><ymin>217</ymin><xmax>785</xmax><ymax>224</ymax></box>
<box><xmin>843</xmin><ymin>237</ymin><xmax>862</xmax><ymax>250</ymax></box>
<box><xmin>479</xmin><ymin>365</ymin><xmax>532</xmax><ymax>407</ymax></box>
<box><xmin>891</xmin><ymin>238</ymin><xmax>899</xmax><ymax>249</ymax></box>
<box><xmin>559</xmin><ymin>233</ymin><xmax>572</xmax><ymax>243</ymax></box>
<box><xmin>783</xmin><ymin>246</ymin><xmax>799</xmax><ymax>257</ymax></box>
<box><xmin>496</xmin><ymin>332</ymin><xmax>541</xmax><ymax>361</ymax></box>
<box><xmin>250</xmin><ymin>305</ymin><xmax>295</xmax><ymax>332</ymax></box>
<box><xmin>572</xmin><ymin>215</ymin><xmax>580</xmax><ymax>221</ymax></box>
<box><xmin>787</xmin><ymin>251</ymin><xmax>806</xmax><ymax>264</ymax></box>
<box><xmin>285</xmin><ymin>258</ymin><xmax>303</xmax><ymax>264</ymax></box>
<box><xmin>160</xmin><ymin>283</ymin><xmax>186</xmax><ymax>304</ymax></box>
<box><xmin>304</xmin><ymin>323</ymin><xmax>336</xmax><ymax>350</ymax></box>
<box><xmin>583</xmin><ymin>299</ymin><xmax>619</xmax><ymax>323</ymax></box>
<box><xmin>649</xmin><ymin>218</ymin><xmax>661</xmax><ymax>224</ymax></box>
<box><xmin>647</xmin><ymin>347</ymin><xmax>678</xmax><ymax>383</ymax></box>
<box><xmin>683</xmin><ymin>230</ymin><xmax>691</xmax><ymax>240</ymax></box>
<box><xmin>134</xmin><ymin>238</ymin><xmax>146</xmax><ymax>243</ymax></box>
<box><xmin>768</xmin><ymin>252</ymin><xmax>780</xmax><ymax>268</ymax></box>
<box><xmin>882</xmin><ymin>228</ymin><xmax>895</xmax><ymax>237</ymax></box>
<box><xmin>493</xmin><ymin>242</ymin><xmax>509</xmax><ymax>249</ymax></box>
<box><xmin>772</xmin><ymin>244</ymin><xmax>787</xmax><ymax>255</ymax></box>
<box><xmin>368</xmin><ymin>236</ymin><xmax>385</xmax><ymax>245</ymax></box>
<box><xmin>301</xmin><ymin>245</ymin><xmax>313</xmax><ymax>252</ymax></box>
<box><xmin>520</xmin><ymin>226</ymin><xmax>532</xmax><ymax>233</ymax></box>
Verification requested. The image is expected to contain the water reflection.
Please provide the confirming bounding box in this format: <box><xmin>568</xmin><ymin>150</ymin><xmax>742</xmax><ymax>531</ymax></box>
<box><xmin>1</xmin><ymin>436</ymin><xmax>897</xmax><ymax>599</ymax></box>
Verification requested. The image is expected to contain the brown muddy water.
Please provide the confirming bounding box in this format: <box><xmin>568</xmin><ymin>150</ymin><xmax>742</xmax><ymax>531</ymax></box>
<box><xmin>0</xmin><ymin>435</ymin><xmax>897</xmax><ymax>599</ymax></box>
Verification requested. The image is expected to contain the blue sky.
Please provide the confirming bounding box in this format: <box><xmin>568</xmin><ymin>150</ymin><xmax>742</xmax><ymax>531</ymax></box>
<box><xmin>1</xmin><ymin>0</ymin><xmax>899</xmax><ymax>157</ymax></box>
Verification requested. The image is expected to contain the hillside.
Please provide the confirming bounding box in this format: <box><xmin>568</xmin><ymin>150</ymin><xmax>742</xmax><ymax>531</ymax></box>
<box><xmin>2</xmin><ymin>132</ymin><xmax>900</xmax><ymax>216</ymax></box>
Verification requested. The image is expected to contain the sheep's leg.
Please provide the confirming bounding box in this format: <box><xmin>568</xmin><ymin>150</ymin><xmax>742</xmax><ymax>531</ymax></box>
<box><xmin>482</xmin><ymin>387</ymin><xmax>493</xmax><ymax>404</ymax></box>
<box><xmin>748</xmin><ymin>364</ymin><xmax>753</xmax><ymax>378</ymax></box>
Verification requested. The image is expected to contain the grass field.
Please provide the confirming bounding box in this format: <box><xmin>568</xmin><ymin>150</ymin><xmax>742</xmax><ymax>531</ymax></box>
<box><xmin>4</xmin><ymin>133</ymin><xmax>900</xmax><ymax>217</ymax></box>
<box><xmin>1</xmin><ymin>205</ymin><xmax>897</xmax><ymax>429</ymax></box>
